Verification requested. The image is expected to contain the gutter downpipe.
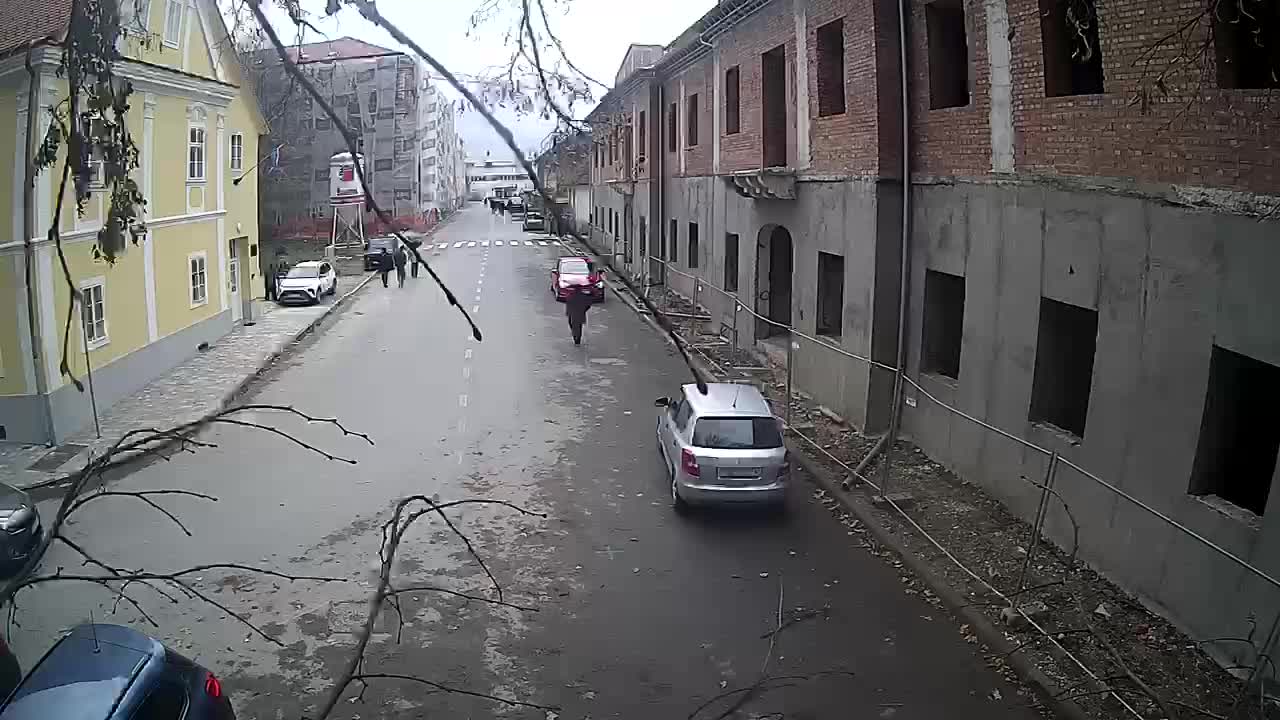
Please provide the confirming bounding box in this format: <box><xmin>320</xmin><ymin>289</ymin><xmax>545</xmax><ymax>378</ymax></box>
<box><xmin>23</xmin><ymin>50</ymin><xmax>56</xmax><ymax>446</ymax></box>
<box><xmin>876</xmin><ymin>0</ymin><xmax>913</xmax><ymax>491</ymax></box>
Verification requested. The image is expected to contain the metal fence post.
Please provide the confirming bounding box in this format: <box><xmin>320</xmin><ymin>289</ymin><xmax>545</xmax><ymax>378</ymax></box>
<box><xmin>1016</xmin><ymin>451</ymin><xmax>1059</xmax><ymax>597</ymax></box>
<box><xmin>784</xmin><ymin>335</ymin><xmax>795</xmax><ymax>430</ymax></box>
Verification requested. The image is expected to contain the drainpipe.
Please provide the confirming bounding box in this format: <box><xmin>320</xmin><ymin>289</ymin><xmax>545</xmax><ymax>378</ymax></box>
<box><xmin>875</xmin><ymin>0</ymin><xmax>913</xmax><ymax>488</ymax></box>
<box><xmin>22</xmin><ymin>51</ymin><xmax>55</xmax><ymax>446</ymax></box>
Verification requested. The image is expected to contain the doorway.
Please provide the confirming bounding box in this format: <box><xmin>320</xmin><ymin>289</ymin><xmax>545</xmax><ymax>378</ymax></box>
<box><xmin>228</xmin><ymin>238</ymin><xmax>243</xmax><ymax>323</ymax></box>
<box><xmin>755</xmin><ymin>225</ymin><xmax>793</xmax><ymax>339</ymax></box>
<box><xmin>761</xmin><ymin>44</ymin><xmax>788</xmax><ymax>168</ymax></box>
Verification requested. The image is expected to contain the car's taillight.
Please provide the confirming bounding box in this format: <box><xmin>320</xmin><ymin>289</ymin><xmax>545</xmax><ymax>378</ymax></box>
<box><xmin>205</xmin><ymin>673</ymin><xmax>223</xmax><ymax>698</ymax></box>
<box><xmin>681</xmin><ymin>448</ymin><xmax>700</xmax><ymax>478</ymax></box>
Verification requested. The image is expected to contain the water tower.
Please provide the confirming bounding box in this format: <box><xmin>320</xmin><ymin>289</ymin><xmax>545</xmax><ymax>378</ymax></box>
<box><xmin>328</xmin><ymin>152</ymin><xmax>367</xmax><ymax>256</ymax></box>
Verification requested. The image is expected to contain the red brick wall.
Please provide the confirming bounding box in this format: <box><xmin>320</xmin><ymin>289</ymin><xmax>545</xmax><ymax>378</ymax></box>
<box><xmin>807</xmin><ymin>0</ymin><xmax>889</xmax><ymax>175</ymax></box>
<box><xmin>714</xmin><ymin>0</ymin><xmax>796</xmax><ymax>174</ymax></box>
<box><xmin>666</xmin><ymin>60</ymin><xmax>714</xmax><ymax>177</ymax></box>
<box><xmin>908</xmin><ymin>0</ymin><xmax>991</xmax><ymax>177</ymax></box>
<box><xmin>1009</xmin><ymin>0</ymin><xmax>1280</xmax><ymax>194</ymax></box>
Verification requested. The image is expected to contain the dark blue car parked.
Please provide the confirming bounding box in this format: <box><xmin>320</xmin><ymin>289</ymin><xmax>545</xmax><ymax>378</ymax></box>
<box><xmin>0</xmin><ymin>624</ymin><xmax>234</xmax><ymax>720</ymax></box>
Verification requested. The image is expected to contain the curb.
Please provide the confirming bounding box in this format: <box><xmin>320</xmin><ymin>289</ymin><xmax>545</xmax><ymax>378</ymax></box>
<box><xmin>592</xmin><ymin>242</ymin><xmax>1089</xmax><ymax>720</ymax></box>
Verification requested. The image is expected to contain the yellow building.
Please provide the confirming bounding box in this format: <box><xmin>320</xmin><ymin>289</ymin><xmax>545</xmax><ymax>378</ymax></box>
<box><xmin>0</xmin><ymin>0</ymin><xmax>265</xmax><ymax>444</ymax></box>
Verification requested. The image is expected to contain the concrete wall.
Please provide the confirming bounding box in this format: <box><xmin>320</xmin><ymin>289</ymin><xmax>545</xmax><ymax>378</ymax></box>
<box><xmin>899</xmin><ymin>180</ymin><xmax>1280</xmax><ymax>663</ymax></box>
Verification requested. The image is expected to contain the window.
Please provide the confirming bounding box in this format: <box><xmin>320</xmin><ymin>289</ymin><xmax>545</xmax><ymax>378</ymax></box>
<box><xmin>816</xmin><ymin>19</ymin><xmax>847</xmax><ymax>116</ymax></box>
<box><xmin>1215</xmin><ymin>1</ymin><xmax>1280</xmax><ymax>89</ymax></box>
<box><xmin>724</xmin><ymin>233</ymin><xmax>739</xmax><ymax>292</ymax></box>
<box><xmin>687</xmin><ymin>222</ymin><xmax>699</xmax><ymax>268</ymax></box>
<box><xmin>189</xmin><ymin>252</ymin><xmax>208</xmax><ymax>307</ymax></box>
<box><xmin>669</xmin><ymin>219</ymin><xmax>678</xmax><ymax>263</ymax></box>
<box><xmin>229</xmin><ymin>133</ymin><xmax>244</xmax><ymax>171</ymax></box>
<box><xmin>927</xmin><ymin>0</ymin><xmax>970</xmax><ymax>108</ymax></box>
<box><xmin>315</xmin><ymin>117</ymin><xmax>331</xmax><ymax>130</ymax></box>
<box><xmin>816</xmin><ymin>252</ymin><xmax>844</xmax><ymax>337</ymax></box>
<box><xmin>1190</xmin><ymin>345</ymin><xmax>1280</xmax><ymax>517</ymax></box>
<box><xmin>922</xmin><ymin>270</ymin><xmax>965</xmax><ymax>379</ymax></box>
<box><xmin>81</xmin><ymin>116</ymin><xmax>104</xmax><ymax>186</ymax></box>
<box><xmin>1039</xmin><ymin>0</ymin><xmax>1104</xmax><ymax>97</ymax></box>
<box><xmin>1029</xmin><ymin>298</ymin><xmax>1098</xmax><ymax>437</ymax></box>
<box><xmin>120</xmin><ymin>0</ymin><xmax>152</xmax><ymax>36</ymax></box>
<box><xmin>162</xmin><ymin>0</ymin><xmax>183</xmax><ymax>46</ymax></box>
<box><xmin>187</xmin><ymin>127</ymin><xmax>205</xmax><ymax>181</ymax></box>
<box><xmin>80</xmin><ymin>279</ymin><xmax>107</xmax><ymax>349</ymax></box>
<box><xmin>637</xmin><ymin>110</ymin><xmax>647</xmax><ymax>161</ymax></box>
<box><xmin>674</xmin><ymin>397</ymin><xmax>693</xmax><ymax>431</ymax></box>
<box><xmin>314</xmin><ymin>169</ymin><xmax>328</xmax><ymax>182</ymax></box>
<box><xmin>668</xmin><ymin>102</ymin><xmax>678</xmax><ymax>152</ymax></box>
<box><xmin>374</xmin><ymin>158</ymin><xmax>393</xmax><ymax>171</ymax></box>
<box><xmin>725</xmin><ymin>66</ymin><xmax>741</xmax><ymax>134</ymax></box>
<box><xmin>762</xmin><ymin>44</ymin><xmax>787</xmax><ymax>167</ymax></box>
<box><xmin>693</xmin><ymin>417</ymin><xmax>784</xmax><ymax>449</ymax></box>
<box><xmin>686</xmin><ymin>93</ymin><xmax>699</xmax><ymax>147</ymax></box>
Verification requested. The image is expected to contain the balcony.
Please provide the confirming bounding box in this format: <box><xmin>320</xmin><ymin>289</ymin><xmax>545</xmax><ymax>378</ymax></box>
<box><xmin>724</xmin><ymin>167</ymin><xmax>796</xmax><ymax>200</ymax></box>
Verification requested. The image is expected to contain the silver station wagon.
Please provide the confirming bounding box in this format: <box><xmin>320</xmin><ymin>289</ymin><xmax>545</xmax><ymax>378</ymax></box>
<box><xmin>655</xmin><ymin>383</ymin><xmax>789</xmax><ymax>512</ymax></box>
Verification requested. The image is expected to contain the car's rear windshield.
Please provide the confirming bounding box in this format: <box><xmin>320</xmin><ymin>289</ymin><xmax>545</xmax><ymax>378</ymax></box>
<box><xmin>287</xmin><ymin>267</ymin><xmax>319</xmax><ymax>278</ymax></box>
<box><xmin>559</xmin><ymin>259</ymin><xmax>591</xmax><ymax>275</ymax></box>
<box><xmin>2</xmin><ymin>640</ymin><xmax>144</xmax><ymax>720</ymax></box>
<box><xmin>692</xmin><ymin>417</ymin><xmax>783</xmax><ymax>449</ymax></box>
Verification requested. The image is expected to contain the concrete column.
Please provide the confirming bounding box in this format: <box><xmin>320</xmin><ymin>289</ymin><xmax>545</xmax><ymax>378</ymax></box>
<box><xmin>712</xmin><ymin>49</ymin><xmax>722</xmax><ymax>175</ymax></box>
<box><xmin>985</xmin><ymin>0</ymin><xmax>1015</xmax><ymax>173</ymax></box>
<box><xmin>143</xmin><ymin>93</ymin><xmax>158</xmax><ymax>342</ymax></box>
<box><xmin>793</xmin><ymin>0</ymin><xmax>811</xmax><ymax>170</ymax></box>
<box><xmin>13</xmin><ymin>89</ymin><xmax>37</xmax><ymax>393</ymax></box>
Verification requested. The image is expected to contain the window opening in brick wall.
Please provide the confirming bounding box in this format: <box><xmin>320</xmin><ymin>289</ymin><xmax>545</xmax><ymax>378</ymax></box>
<box><xmin>669</xmin><ymin>218</ymin><xmax>679</xmax><ymax>263</ymax></box>
<box><xmin>687</xmin><ymin>93</ymin><xmax>699</xmax><ymax>146</ymax></box>
<box><xmin>927</xmin><ymin>0</ymin><xmax>970</xmax><ymax>108</ymax></box>
<box><xmin>1215</xmin><ymin>0</ymin><xmax>1280</xmax><ymax>89</ymax></box>
<box><xmin>724</xmin><ymin>233</ymin><xmax>739</xmax><ymax>292</ymax></box>
<box><xmin>762</xmin><ymin>44</ymin><xmax>788</xmax><ymax>167</ymax></box>
<box><xmin>639</xmin><ymin>217</ymin><xmax>648</xmax><ymax>260</ymax></box>
<box><xmin>668</xmin><ymin>102</ymin><xmax>678</xmax><ymax>152</ymax></box>
<box><xmin>725</xmin><ymin>66</ymin><xmax>741</xmax><ymax>134</ymax></box>
<box><xmin>1039</xmin><ymin>0</ymin><xmax>1105</xmax><ymax>97</ymax></box>
<box><xmin>688</xmin><ymin>222</ymin><xmax>700</xmax><ymax>268</ymax></box>
<box><xmin>816</xmin><ymin>19</ymin><xmax>847</xmax><ymax>116</ymax></box>
<box><xmin>1190</xmin><ymin>345</ymin><xmax>1279</xmax><ymax>517</ymax></box>
<box><xmin>816</xmin><ymin>252</ymin><xmax>844</xmax><ymax>337</ymax></box>
<box><xmin>1187</xmin><ymin>343</ymin><xmax>1280</xmax><ymax>515</ymax></box>
<box><xmin>1029</xmin><ymin>297</ymin><xmax>1097</xmax><ymax>437</ymax></box>
<box><xmin>922</xmin><ymin>269</ymin><xmax>965</xmax><ymax>379</ymax></box>
<box><xmin>658</xmin><ymin>218</ymin><xmax>667</xmax><ymax>259</ymax></box>
<box><xmin>638</xmin><ymin>111</ymin><xmax>647</xmax><ymax>160</ymax></box>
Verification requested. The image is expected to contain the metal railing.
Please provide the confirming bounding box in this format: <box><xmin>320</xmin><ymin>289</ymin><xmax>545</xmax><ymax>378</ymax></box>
<box><xmin>574</xmin><ymin>233</ymin><xmax>1280</xmax><ymax>717</ymax></box>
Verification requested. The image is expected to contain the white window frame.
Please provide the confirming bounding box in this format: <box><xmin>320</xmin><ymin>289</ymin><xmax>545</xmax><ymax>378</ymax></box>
<box><xmin>188</xmin><ymin>251</ymin><xmax>208</xmax><ymax>308</ymax></box>
<box><xmin>187</xmin><ymin>125</ymin><xmax>206</xmax><ymax>182</ymax></box>
<box><xmin>162</xmin><ymin>0</ymin><xmax>183</xmax><ymax>47</ymax></box>
<box><xmin>229</xmin><ymin>133</ymin><xmax>244</xmax><ymax>172</ymax></box>
<box><xmin>80</xmin><ymin>277</ymin><xmax>109</xmax><ymax>350</ymax></box>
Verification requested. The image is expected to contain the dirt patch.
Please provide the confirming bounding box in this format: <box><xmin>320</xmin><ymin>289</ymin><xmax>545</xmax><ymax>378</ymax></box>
<box><xmin>644</xmin><ymin>283</ymin><xmax>1275</xmax><ymax>720</ymax></box>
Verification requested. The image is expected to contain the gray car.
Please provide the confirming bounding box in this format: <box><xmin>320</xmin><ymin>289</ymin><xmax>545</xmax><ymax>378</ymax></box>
<box><xmin>655</xmin><ymin>383</ymin><xmax>789</xmax><ymax>512</ymax></box>
<box><xmin>0</xmin><ymin>483</ymin><xmax>42</xmax><ymax>578</ymax></box>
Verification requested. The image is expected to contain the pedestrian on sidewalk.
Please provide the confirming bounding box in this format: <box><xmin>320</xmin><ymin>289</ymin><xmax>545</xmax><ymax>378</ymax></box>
<box><xmin>264</xmin><ymin>261</ymin><xmax>277</xmax><ymax>301</ymax></box>
<box><xmin>377</xmin><ymin>248</ymin><xmax>393</xmax><ymax>288</ymax></box>
<box><xmin>393</xmin><ymin>245</ymin><xmax>408</xmax><ymax>288</ymax></box>
<box><xmin>407</xmin><ymin>238</ymin><xmax>422</xmax><ymax>278</ymax></box>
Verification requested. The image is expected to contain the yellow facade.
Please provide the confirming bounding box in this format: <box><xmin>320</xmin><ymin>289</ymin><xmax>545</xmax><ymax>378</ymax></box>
<box><xmin>0</xmin><ymin>0</ymin><xmax>266</xmax><ymax>444</ymax></box>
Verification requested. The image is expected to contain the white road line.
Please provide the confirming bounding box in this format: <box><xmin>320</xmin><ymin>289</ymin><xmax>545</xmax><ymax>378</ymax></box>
<box><xmin>495</xmin><ymin>240</ymin><xmax>504</xmax><ymax>246</ymax></box>
<box><xmin>462</xmin><ymin>366</ymin><xmax>471</xmax><ymax>380</ymax></box>
<box><xmin>459</xmin><ymin>394</ymin><xmax>468</xmax><ymax>408</ymax></box>
<box><xmin>525</xmin><ymin>241</ymin><xmax>534</xmax><ymax>246</ymax></box>
<box><xmin>472</xmin><ymin>304</ymin><xmax>479</xmax><ymax>313</ymax></box>
<box><xmin>464</xmin><ymin>349</ymin><xmax>473</xmax><ymax>359</ymax></box>
<box><xmin>467</xmin><ymin>241</ymin><xmax>477</xmax><ymax>247</ymax></box>
<box><xmin>538</xmin><ymin>241</ymin><xmax>548</xmax><ymax>246</ymax></box>
<box><xmin>437</xmin><ymin>243</ymin><xmax>449</xmax><ymax>249</ymax></box>
<box><xmin>477</xmin><ymin>278</ymin><xmax>483</xmax><ymax>285</ymax></box>
<box><xmin>454</xmin><ymin>242</ymin><xmax>464</xmax><ymax>248</ymax></box>
<box><xmin>482</xmin><ymin>241</ymin><xmax>490</xmax><ymax>247</ymax></box>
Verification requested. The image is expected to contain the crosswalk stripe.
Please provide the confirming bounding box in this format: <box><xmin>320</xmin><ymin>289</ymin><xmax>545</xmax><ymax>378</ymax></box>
<box><xmin>482</xmin><ymin>241</ymin><xmax>490</xmax><ymax>247</ymax></box>
<box><xmin>453</xmin><ymin>242</ymin><xmax>464</xmax><ymax>248</ymax></box>
<box><xmin>537</xmin><ymin>241</ymin><xmax>548</xmax><ymax>246</ymax></box>
<box><xmin>467</xmin><ymin>241</ymin><xmax>476</xmax><ymax>247</ymax></box>
<box><xmin>525</xmin><ymin>241</ymin><xmax>533</xmax><ymax>246</ymax></box>
<box><xmin>495</xmin><ymin>240</ymin><xmax>504</xmax><ymax>246</ymax></box>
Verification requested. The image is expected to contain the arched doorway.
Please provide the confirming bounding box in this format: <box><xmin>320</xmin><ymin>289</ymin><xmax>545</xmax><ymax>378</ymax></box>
<box><xmin>755</xmin><ymin>225</ymin><xmax>793</xmax><ymax>339</ymax></box>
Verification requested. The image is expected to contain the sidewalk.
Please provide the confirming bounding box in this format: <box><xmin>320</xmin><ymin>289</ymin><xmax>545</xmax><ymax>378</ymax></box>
<box><xmin>0</xmin><ymin>272</ymin><xmax>374</xmax><ymax>490</ymax></box>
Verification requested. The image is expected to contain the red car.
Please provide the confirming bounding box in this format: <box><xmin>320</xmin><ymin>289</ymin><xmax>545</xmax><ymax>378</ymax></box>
<box><xmin>551</xmin><ymin>256</ymin><xmax>606</xmax><ymax>303</ymax></box>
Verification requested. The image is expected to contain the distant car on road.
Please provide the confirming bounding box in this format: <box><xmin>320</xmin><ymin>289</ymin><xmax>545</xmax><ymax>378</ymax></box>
<box><xmin>0</xmin><ymin>623</ymin><xmax>235</xmax><ymax>720</ymax></box>
<box><xmin>655</xmin><ymin>383</ymin><xmax>789</xmax><ymax>513</ymax></box>
<box><xmin>550</xmin><ymin>256</ymin><xmax>605</xmax><ymax>303</ymax></box>
<box><xmin>276</xmin><ymin>261</ymin><xmax>336</xmax><ymax>305</ymax></box>
<box><xmin>522</xmin><ymin>210</ymin><xmax>546</xmax><ymax>232</ymax></box>
<box><xmin>363</xmin><ymin>236</ymin><xmax>396</xmax><ymax>270</ymax></box>
<box><xmin>0</xmin><ymin>483</ymin><xmax>41</xmax><ymax>578</ymax></box>
<box><xmin>508</xmin><ymin>197</ymin><xmax>526</xmax><ymax>221</ymax></box>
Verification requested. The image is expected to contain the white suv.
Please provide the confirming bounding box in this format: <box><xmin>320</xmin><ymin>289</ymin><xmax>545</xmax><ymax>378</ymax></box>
<box><xmin>276</xmin><ymin>261</ymin><xmax>337</xmax><ymax>305</ymax></box>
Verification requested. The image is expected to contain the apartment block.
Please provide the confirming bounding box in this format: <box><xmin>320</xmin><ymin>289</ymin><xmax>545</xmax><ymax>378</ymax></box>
<box><xmin>584</xmin><ymin>0</ymin><xmax>1280</xmax><ymax>671</ymax></box>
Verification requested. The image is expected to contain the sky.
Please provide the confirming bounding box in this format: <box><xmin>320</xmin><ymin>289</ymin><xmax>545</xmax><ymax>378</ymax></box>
<box><xmin>255</xmin><ymin>0</ymin><xmax>715</xmax><ymax>161</ymax></box>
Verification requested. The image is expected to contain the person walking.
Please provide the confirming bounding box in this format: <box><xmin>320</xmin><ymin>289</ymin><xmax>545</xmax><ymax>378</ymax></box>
<box><xmin>407</xmin><ymin>238</ymin><xmax>422</xmax><ymax>278</ymax></box>
<box><xmin>377</xmin><ymin>248</ymin><xmax>393</xmax><ymax>288</ymax></box>
<box><xmin>264</xmin><ymin>261</ymin><xmax>276</xmax><ymax>301</ymax></box>
<box><xmin>393</xmin><ymin>245</ymin><xmax>408</xmax><ymax>288</ymax></box>
<box><xmin>565</xmin><ymin>286</ymin><xmax>593</xmax><ymax>345</ymax></box>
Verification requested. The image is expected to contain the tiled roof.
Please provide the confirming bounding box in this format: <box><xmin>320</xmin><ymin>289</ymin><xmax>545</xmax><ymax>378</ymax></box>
<box><xmin>285</xmin><ymin>36</ymin><xmax>400</xmax><ymax>63</ymax></box>
<box><xmin>0</xmin><ymin>0</ymin><xmax>70</xmax><ymax>58</ymax></box>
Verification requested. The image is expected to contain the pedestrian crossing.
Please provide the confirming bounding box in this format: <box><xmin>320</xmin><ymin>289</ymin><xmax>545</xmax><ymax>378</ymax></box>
<box><xmin>424</xmin><ymin>237</ymin><xmax>564</xmax><ymax>251</ymax></box>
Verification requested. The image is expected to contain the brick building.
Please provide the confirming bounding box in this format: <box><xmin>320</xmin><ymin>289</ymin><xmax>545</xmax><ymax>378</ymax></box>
<box><xmin>585</xmin><ymin>0</ymin><xmax>1280</xmax><ymax>671</ymax></box>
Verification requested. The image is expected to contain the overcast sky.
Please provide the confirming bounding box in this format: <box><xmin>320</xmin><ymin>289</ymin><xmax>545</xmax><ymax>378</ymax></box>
<box><xmin>256</xmin><ymin>0</ymin><xmax>714</xmax><ymax>160</ymax></box>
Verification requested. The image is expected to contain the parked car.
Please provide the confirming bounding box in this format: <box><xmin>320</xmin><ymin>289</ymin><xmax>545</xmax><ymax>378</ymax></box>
<box><xmin>0</xmin><ymin>483</ymin><xmax>41</xmax><ymax>578</ymax></box>
<box><xmin>0</xmin><ymin>624</ymin><xmax>235</xmax><ymax>720</ymax></box>
<box><xmin>550</xmin><ymin>256</ymin><xmax>605</xmax><ymax>303</ymax></box>
<box><xmin>508</xmin><ymin>197</ymin><xmax>526</xmax><ymax>220</ymax></box>
<box><xmin>276</xmin><ymin>261</ymin><xmax>337</xmax><ymax>305</ymax></box>
<box><xmin>362</xmin><ymin>236</ymin><xmax>396</xmax><ymax>270</ymax></box>
<box><xmin>521</xmin><ymin>210</ymin><xmax>546</xmax><ymax>232</ymax></box>
<box><xmin>655</xmin><ymin>383</ymin><xmax>789</xmax><ymax>513</ymax></box>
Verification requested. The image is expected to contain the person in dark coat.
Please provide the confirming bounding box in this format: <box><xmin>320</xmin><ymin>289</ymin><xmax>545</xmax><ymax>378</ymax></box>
<box><xmin>377</xmin><ymin>248</ymin><xmax>393</xmax><ymax>288</ymax></box>
<box><xmin>393</xmin><ymin>245</ymin><xmax>408</xmax><ymax>288</ymax></box>
<box><xmin>264</xmin><ymin>261</ymin><xmax>276</xmax><ymax>301</ymax></box>
<box><xmin>565</xmin><ymin>286</ymin><xmax>593</xmax><ymax>345</ymax></box>
<box><xmin>406</xmin><ymin>238</ymin><xmax>422</xmax><ymax>278</ymax></box>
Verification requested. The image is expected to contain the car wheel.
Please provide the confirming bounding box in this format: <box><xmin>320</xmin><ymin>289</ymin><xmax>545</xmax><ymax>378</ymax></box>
<box><xmin>672</xmin><ymin>479</ymin><xmax>690</xmax><ymax>515</ymax></box>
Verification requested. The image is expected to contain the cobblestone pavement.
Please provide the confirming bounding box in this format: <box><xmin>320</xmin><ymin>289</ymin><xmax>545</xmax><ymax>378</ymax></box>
<box><xmin>0</xmin><ymin>273</ymin><xmax>373</xmax><ymax>489</ymax></box>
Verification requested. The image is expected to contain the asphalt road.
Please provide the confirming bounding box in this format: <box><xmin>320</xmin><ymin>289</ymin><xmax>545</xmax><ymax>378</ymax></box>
<box><xmin>14</xmin><ymin>206</ymin><xmax>1043</xmax><ymax>720</ymax></box>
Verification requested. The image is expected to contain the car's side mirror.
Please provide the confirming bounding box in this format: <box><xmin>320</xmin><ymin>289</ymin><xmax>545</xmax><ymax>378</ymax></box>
<box><xmin>654</xmin><ymin>397</ymin><xmax>670</xmax><ymax>407</ymax></box>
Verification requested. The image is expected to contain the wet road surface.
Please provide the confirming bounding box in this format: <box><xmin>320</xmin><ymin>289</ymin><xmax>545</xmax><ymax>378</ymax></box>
<box><xmin>15</xmin><ymin>207</ymin><xmax>1042</xmax><ymax>719</ymax></box>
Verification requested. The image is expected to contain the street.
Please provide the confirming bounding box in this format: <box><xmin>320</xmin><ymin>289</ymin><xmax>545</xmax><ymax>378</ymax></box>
<box><xmin>15</xmin><ymin>206</ymin><xmax>1041</xmax><ymax>720</ymax></box>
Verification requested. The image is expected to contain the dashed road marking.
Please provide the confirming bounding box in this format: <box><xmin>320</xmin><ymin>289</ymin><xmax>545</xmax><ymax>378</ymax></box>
<box><xmin>453</xmin><ymin>242</ymin><xmax>464</xmax><ymax>248</ymax></box>
<box><xmin>459</xmin><ymin>394</ymin><xmax>468</xmax><ymax>408</ymax></box>
<box><xmin>472</xmin><ymin>304</ymin><xmax>480</xmax><ymax>313</ymax></box>
<box><xmin>525</xmin><ymin>241</ymin><xmax>533</xmax><ymax>246</ymax></box>
<box><xmin>464</xmin><ymin>349</ymin><xmax>473</xmax><ymax>359</ymax></box>
<box><xmin>482</xmin><ymin>241</ymin><xmax>490</xmax><ymax>247</ymax></box>
<box><xmin>538</xmin><ymin>241</ymin><xmax>548</xmax><ymax>246</ymax></box>
<box><xmin>462</xmin><ymin>366</ymin><xmax>471</xmax><ymax>380</ymax></box>
<box><xmin>495</xmin><ymin>240</ymin><xmax>504</xmax><ymax>246</ymax></box>
<box><xmin>467</xmin><ymin>242</ymin><xmax>477</xmax><ymax>247</ymax></box>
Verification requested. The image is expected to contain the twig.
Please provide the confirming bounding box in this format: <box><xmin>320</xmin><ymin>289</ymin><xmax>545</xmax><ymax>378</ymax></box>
<box><xmin>67</xmin><ymin>489</ymin><xmax>218</xmax><ymax>536</ymax></box>
<box><xmin>347</xmin><ymin>673</ymin><xmax>557</xmax><ymax>711</ymax></box>
<box><xmin>387</xmin><ymin>583</ymin><xmax>538</xmax><ymax>613</ymax></box>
